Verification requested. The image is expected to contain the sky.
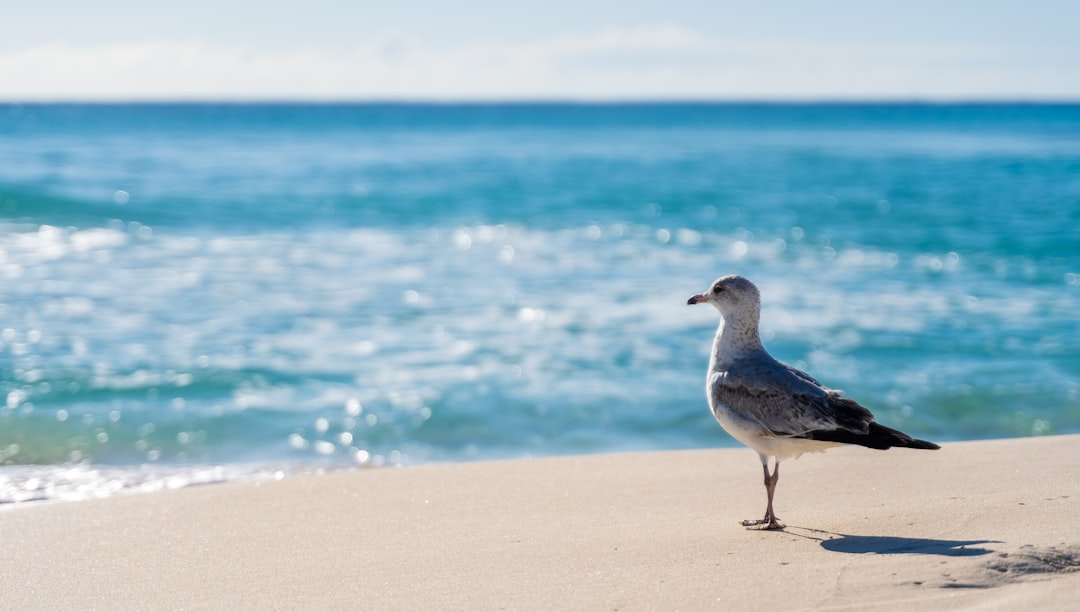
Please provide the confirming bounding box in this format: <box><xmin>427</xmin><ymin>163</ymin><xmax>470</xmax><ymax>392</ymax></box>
<box><xmin>3</xmin><ymin>0</ymin><xmax>1079</xmax><ymax>101</ymax></box>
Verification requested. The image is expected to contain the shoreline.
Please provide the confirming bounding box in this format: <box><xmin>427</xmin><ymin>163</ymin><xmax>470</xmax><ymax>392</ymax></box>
<box><xmin>3</xmin><ymin>435</ymin><xmax>1079</xmax><ymax>609</ymax></box>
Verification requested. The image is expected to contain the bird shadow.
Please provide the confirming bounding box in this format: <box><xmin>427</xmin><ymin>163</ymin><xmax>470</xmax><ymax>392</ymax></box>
<box><xmin>783</xmin><ymin>527</ymin><xmax>1001</xmax><ymax>557</ymax></box>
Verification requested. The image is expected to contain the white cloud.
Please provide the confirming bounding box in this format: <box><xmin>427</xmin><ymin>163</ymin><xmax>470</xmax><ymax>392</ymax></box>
<box><xmin>1</xmin><ymin>26</ymin><xmax>1076</xmax><ymax>100</ymax></box>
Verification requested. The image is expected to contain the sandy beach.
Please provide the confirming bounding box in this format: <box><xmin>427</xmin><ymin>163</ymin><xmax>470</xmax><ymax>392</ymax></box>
<box><xmin>3</xmin><ymin>434</ymin><xmax>1079</xmax><ymax>610</ymax></box>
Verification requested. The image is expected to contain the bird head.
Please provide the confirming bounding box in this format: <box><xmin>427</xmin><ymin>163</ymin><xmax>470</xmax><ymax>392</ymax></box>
<box><xmin>687</xmin><ymin>275</ymin><xmax>761</xmax><ymax>318</ymax></box>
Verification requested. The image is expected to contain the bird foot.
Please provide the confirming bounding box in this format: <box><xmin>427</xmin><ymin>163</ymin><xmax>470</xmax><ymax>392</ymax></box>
<box><xmin>741</xmin><ymin>518</ymin><xmax>785</xmax><ymax>531</ymax></box>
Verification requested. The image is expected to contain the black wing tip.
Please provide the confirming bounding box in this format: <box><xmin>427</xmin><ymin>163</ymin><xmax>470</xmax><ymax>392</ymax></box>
<box><xmin>802</xmin><ymin>423</ymin><xmax>941</xmax><ymax>451</ymax></box>
<box><xmin>875</xmin><ymin>423</ymin><xmax>941</xmax><ymax>450</ymax></box>
<box><xmin>903</xmin><ymin>438</ymin><xmax>941</xmax><ymax>451</ymax></box>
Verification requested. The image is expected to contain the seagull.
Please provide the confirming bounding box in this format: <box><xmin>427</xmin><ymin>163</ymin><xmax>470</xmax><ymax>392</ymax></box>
<box><xmin>688</xmin><ymin>275</ymin><xmax>939</xmax><ymax>530</ymax></box>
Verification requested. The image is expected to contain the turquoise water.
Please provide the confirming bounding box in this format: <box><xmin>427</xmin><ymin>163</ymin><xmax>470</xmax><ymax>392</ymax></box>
<box><xmin>1</xmin><ymin>103</ymin><xmax>1078</xmax><ymax>501</ymax></box>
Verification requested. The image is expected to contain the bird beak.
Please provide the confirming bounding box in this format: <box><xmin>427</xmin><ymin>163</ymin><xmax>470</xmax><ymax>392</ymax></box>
<box><xmin>687</xmin><ymin>293</ymin><xmax>708</xmax><ymax>305</ymax></box>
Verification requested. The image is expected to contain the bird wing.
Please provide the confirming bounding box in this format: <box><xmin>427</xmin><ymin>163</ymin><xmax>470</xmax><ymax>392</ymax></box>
<box><xmin>710</xmin><ymin>357</ymin><xmax>875</xmax><ymax>438</ymax></box>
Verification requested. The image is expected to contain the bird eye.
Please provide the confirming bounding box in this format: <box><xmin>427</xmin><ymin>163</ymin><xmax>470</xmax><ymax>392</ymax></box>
<box><xmin>713</xmin><ymin>284</ymin><xmax>724</xmax><ymax>293</ymax></box>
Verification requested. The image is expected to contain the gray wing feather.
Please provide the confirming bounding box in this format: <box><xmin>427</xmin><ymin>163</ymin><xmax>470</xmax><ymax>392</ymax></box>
<box><xmin>710</xmin><ymin>357</ymin><xmax>874</xmax><ymax>437</ymax></box>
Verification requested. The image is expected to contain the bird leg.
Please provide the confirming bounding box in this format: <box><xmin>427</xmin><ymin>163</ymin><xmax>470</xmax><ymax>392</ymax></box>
<box><xmin>742</xmin><ymin>456</ymin><xmax>784</xmax><ymax>530</ymax></box>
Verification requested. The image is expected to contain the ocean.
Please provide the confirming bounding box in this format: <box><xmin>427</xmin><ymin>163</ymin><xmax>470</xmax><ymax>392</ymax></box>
<box><xmin>1</xmin><ymin>102</ymin><xmax>1078</xmax><ymax>503</ymax></box>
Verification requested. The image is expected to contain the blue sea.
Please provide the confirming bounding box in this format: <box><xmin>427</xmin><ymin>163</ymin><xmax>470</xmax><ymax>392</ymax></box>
<box><xmin>1</xmin><ymin>103</ymin><xmax>1078</xmax><ymax>503</ymax></box>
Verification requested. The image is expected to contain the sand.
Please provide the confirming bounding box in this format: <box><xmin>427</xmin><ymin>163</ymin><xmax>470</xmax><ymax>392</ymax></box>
<box><xmin>2</xmin><ymin>434</ymin><xmax>1079</xmax><ymax>610</ymax></box>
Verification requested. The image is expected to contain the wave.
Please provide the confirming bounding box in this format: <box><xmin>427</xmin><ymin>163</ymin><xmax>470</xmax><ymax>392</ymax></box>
<box><xmin>0</xmin><ymin>185</ymin><xmax>136</xmax><ymax>226</ymax></box>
